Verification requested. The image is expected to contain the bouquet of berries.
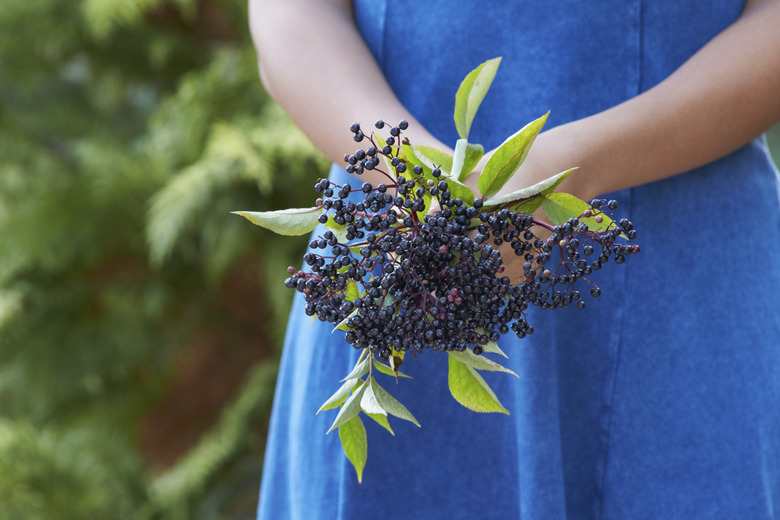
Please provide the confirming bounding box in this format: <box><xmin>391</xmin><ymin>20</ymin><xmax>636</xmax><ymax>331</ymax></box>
<box><xmin>236</xmin><ymin>58</ymin><xmax>639</xmax><ymax>481</ymax></box>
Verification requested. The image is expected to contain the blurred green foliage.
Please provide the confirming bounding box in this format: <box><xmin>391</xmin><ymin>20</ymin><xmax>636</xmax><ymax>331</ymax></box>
<box><xmin>0</xmin><ymin>1</ymin><xmax>327</xmax><ymax>518</ymax></box>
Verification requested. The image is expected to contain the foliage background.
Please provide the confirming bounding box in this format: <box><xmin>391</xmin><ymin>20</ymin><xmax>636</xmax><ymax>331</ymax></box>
<box><xmin>0</xmin><ymin>1</ymin><xmax>327</xmax><ymax>518</ymax></box>
<box><xmin>0</xmin><ymin>2</ymin><xmax>778</xmax><ymax>519</ymax></box>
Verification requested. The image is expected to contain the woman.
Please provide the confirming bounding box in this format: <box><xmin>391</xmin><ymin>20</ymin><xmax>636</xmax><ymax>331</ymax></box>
<box><xmin>250</xmin><ymin>1</ymin><xmax>780</xmax><ymax>518</ymax></box>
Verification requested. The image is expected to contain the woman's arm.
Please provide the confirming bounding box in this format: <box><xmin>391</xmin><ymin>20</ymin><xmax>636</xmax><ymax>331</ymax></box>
<box><xmin>508</xmin><ymin>0</ymin><xmax>780</xmax><ymax>202</ymax></box>
<box><xmin>249</xmin><ymin>0</ymin><xmax>449</xmax><ymax>182</ymax></box>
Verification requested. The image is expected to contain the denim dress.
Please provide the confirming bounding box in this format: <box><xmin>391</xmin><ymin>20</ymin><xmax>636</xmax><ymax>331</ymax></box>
<box><xmin>258</xmin><ymin>1</ymin><xmax>780</xmax><ymax>518</ymax></box>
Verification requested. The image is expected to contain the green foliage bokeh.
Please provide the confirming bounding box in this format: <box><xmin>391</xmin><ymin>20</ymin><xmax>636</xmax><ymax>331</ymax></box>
<box><xmin>0</xmin><ymin>1</ymin><xmax>327</xmax><ymax>518</ymax></box>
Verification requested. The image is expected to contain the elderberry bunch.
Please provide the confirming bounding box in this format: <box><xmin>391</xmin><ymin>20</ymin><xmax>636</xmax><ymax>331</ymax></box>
<box><xmin>283</xmin><ymin>121</ymin><xmax>639</xmax><ymax>360</ymax></box>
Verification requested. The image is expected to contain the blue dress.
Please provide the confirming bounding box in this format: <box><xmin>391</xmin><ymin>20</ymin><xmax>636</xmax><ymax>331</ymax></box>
<box><xmin>258</xmin><ymin>1</ymin><xmax>780</xmax><ymax>518</ymax></box>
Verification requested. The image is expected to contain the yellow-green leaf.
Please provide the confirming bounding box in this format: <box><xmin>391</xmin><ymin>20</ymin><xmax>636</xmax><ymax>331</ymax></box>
<box><xmin>339</xmin><ymin>415</ymin><xmax>367</xmax><ymax>483</ymax></box>
<box><xmin>370</xmin><ymin>378</ymin><xmax>420</xmax><ymax>427</ymax></box>
<box><xmin>482</xmin><ymin>340</ymin><xmax>508</xmax><ymax>358</ymax></box>
<box><xmin>333</xmin><ymin>306</ymin><xmax>359</xmax><ymax>332</ymax></box>
<box><xmin>541</xmin><ymin>192</ymin><xmax>613</xmax><ymax>232</ymax></box>
<box><xmin>317</xmin><ymin>378</ymin><xmax>359</xmax><ymax>414</ymax></box>
<box><xmin>340</xmin><ymin>351</ymin><xmax>369</xmax><ymax>381</ymax></box>
<box><xmin>232</xmin><ymin>207</ymin><xmax>323</xmax><ymax>236</ymax></box>
<box><xmin>460</xmin><ymin>142</ymin><xmax>484</xmax><ymax>182</ymax></box>
<box><xmin>360</xmin><ymin>377</ymin><xmax>387</xmax><ymax>415</ymax></box>
<box><xmin>325</xmin><ymin>216</ymin><xmax>350</xmax><ymax>243</ymax></box>
<box><xmin>414</xmin><ymin>145</ymin><xmax>453</xmax><ymax>173</ymax></box>
<box><xmin>454</xmin><ymin>57</ymin><xmax>502</xmax><ymax>140</ymax></box>
<box><xmin>372</xmin><ymin>359</ymin><xmax>411</xmax><ymax>380</ymax></box>
<box><xmin>374</xmin><ymin>133</ymin><xmax>398</xmax><ymax>176</ymax></box>
<box><xmin>326</xmin><ymin>382</ymin><xmax>366</xmax><ymax>434</ymax></box>
<box><xmin>448</xmin><ymin>356</ymin><xmax>509</xmax><ymax>414</ymax></box>
<box><xmin>449</xmin><ymin>349</ymin><xmax>518</xmax><ymax>377</ymax></box>
<box><xmin>478</xmin><ymin>113</ymin><xmax>548</xmax><ymax>198</ymax></box>
<box><xmin>345</xmin><ymin>280</ymin><xmax>360</xmax><ymax>302</ymax></box>
<box><xmin>445</xmin><ymin>176</ymin><xmax>475</xmax><ymax>206</ymax></box>
<box><xmin>451</xmin><ymin>139</ymin><xmax>484</xmax><ymax>182</ymax></box>
<box><xmin>366</xmin><ymin>412</ymin><xmax>395</xmax><ymax>436</ymax></box>
<box><xmin>482</xmin><ymin>168</ymin><xmax>576</xmax><ymax>208</ymax></box>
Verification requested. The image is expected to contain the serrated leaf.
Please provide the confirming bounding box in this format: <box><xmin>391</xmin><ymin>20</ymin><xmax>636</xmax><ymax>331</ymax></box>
<box><xmin>370</xmin><ymin>378</ymin><xmax>420</xmax><ymax>427</ymax></box>
<box><xmin>482</xmin><ymin>340</ymin><xmax>508</xmax><ymax>358</ymax></box>
<box><xmin>339</xmin><ymin>415</ymin><xmax>367</xmax><ymax>483</ymax></box>
<box><xmin>478</xmin><ymin>113</ymin><xmax>549</xmax><ymax>198</ymax></box>
<box><xmin>372</xmin><ymin>359</ymin><xmax>411</xmax><ymax>379</ymax></box>
<box><xmin>541</xmin><ymin>192</ymin><xmax>613</xmax><ymax>232</ymax></box>
<box><xmin>317</xmin><ymin>378</ymin><xmax>359</xmax><ymax>413</ymax></box>
<box><xmin>327</xmin><ymin>382</ymin><xmax>366</xmax><ymax>433</ymax></box>
<box><xmin>448</xmin><ymin>356</ymin><xmax>509</xmax><ymax>414</ymax></box>
<box><xmin>414</xmin><ymin>145</ymin><xmax>453</xmax><ymax>173</ymax></box>
<box><xmin>483</xmin><ymin>168</ymin><xmax>576</xmax><ymax>208</ymax></box>
<box><xmin>454</xmin><ymin>57</ymin><xmax>502</xmax><ymax>139</ymax></box>
<box><xmin>360</xmin><ymin>377</ymin><xmax>387</xmax><ymax>415</ymax></box>
<box><xmin>340</xmin><ymin>351</ymin><xmax>369</xmax><ymax>381</ymax></box>
<box><xmin>449</xmin><ymin>349</ymin><xmax>518</xmax><ymax>376</ymax></box>
<box><xmin>232</xmin><ymin>207</ymin><xmax>323</xmax><ymax>236</ymax></box>
<box><xmin>366</xmin><ymin>412</ymin><xmax>394</xmax><ymax>435</ymax></box>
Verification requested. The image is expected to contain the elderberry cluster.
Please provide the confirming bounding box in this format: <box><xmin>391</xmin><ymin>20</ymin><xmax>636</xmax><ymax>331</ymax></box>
<box><xmin>285</xmin><ymin>121</ymin><xmax>639</xmax><ymax>360</ymax></box>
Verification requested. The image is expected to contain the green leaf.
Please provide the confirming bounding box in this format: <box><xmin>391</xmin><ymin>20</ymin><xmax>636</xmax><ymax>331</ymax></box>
<box><xmin>478</xmin><ymin>112</ymin><xmax>549</xmax><ymax>198</ymax></box>
<box><xmin>451</xmin><ymin>140</ymin><xmax>485</xmax><ymax>182</ymax></box>
<box><xmin>366</xmin><ymin>412</ymin><xmax>395</xmax><ymax>436</ymax></box>
<box><xmin>325</xmin><ymin>216</ymin><xmax>350</xmax><ymax>243</ymax></box>
<box><xmin>374</xmin><ymin>134</ymin><xmax>398</xmax><ymax>176</ymax></box>
<box><xmin>372</xmin><ymin>359</ymin><xmax>411</xmax><ymax>379</ymax></box>
<box><xmin>333</xmin><ymin>306</ymin><xmax>360</xmax><ymax>332</ymax></box>
<box><xmin>232</xmin><ymin>207</ymin><xmax>323</xmax><ymax>236</ymax></box>
<box><xmin>482</xmin><ymin>168</ymin><xmax>576</xmax><ymax>208</ymax></box>
<box><xmin>327</xmin><ymin>381</ymin><xmax>366</xmax><ymax>433</ymax></box>
<box><xmin>482</xmin><ymin>340</ymin><xmax>508</xmax><ymax>358</ymax></box>
<box><xmin>370</xmin><ymin>378</ymin><xmax>421</xmax><ymax>427</ymax></box>
<box><xmin>444</xmin><ymin>176</ymin><xmax>475</xmax><ymax>206</ymax></box>
<box><xmin>339</xmin><ymin>415</ymin><xmax>367</xmax><ymax>483</ymax></box>
<box><xmin>402</xmin><ymin>143</ymin><xmax>431</xmax><ymax>176</ymax></box>
<box><xmin>448</xmin><ymin>356</ymin><xmax>509</xmax><ymax>414</ymax></box>
<box><xmin>449</xmin><ymin>349</ymin><xmax>518</xmax><ymax>377</ymax></box>
<box><xmin>541</xmin><ymin>192</ymin><xmax>614</xmax><ymax>232</ymax></box>
<box><xmin>345</xmin><ymin>280</ymin><xmax>360</xmax><ymax>302</ymax></box>
<box><xmin>388</xmin><ymin>348</ymin><xmax>405</xmax><ymax>381</ymax></box>
<box><xmin>460</xmin><ymin>143</ymin><xmax>484</xmax><ymax>182</ymax></box>
<box><xmin>340</xmin><ymin>351</ymin><xmax>369</xmax><ymax>381</ymax></box>
<box><xmin>317</xmin><ymin>378</ymin><xmax>359</xmax><ymax>413</ymax></box>
<box><xmin>511</xmin><ymin>197</ymin><xmax>544</xmax><ymax>215</ymax></box>
<box><xmin>379</xmin><ymin>293</ymin><xmax>397</xmax><ymax>311</ymax></box>
<box><xmin>454</xmin><ymin>57</ymin><xmax>502</xmax><ymax>140</ymax></box>
<box><xmin>451</xmin><ymin>139</ymin><xmax>468</xmax><ymax>180</ymax></box>
<box><xmin>360</xmin><ymin>377</ymin><xmax>387</xmax><ymax>415</ymax></box>
<box><xmin>414</xmin><ymin>145</ymin><xmax>453</xmax><ymax>173</ymax></box>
